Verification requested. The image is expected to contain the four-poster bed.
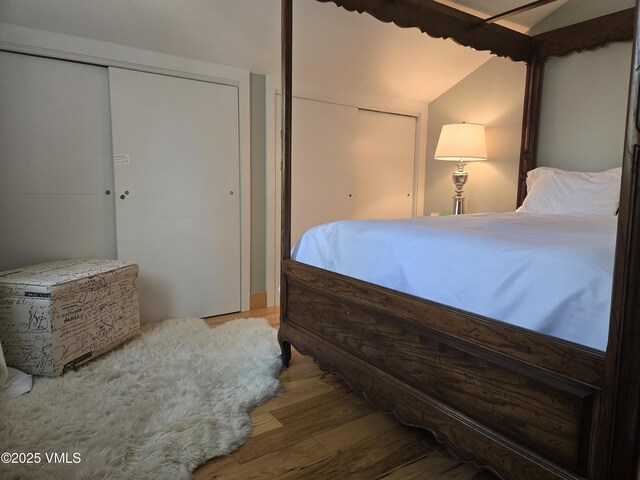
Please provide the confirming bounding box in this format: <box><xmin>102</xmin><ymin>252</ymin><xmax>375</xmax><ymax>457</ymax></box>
<box><xmin>277</xmin><ymin>1</ymin><xmax>640</xmax><ymax>479</ymax></box>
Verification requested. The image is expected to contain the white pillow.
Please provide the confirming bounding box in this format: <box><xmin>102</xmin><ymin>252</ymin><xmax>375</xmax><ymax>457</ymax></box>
<box><xmin>516</xmin><ymin>166</ymin><xmax>622</xmax><ymax>215</ymax></box>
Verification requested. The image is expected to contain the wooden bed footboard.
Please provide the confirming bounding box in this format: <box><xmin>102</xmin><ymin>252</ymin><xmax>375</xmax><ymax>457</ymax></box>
<box><xmin>279</xmin><ymin>260</ymin><xmax>606</xmax><ymax>480</ymax></box>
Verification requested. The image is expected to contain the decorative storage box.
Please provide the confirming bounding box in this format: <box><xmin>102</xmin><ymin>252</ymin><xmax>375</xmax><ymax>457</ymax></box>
<box><xmin>0</xmin><ymin>259</ymin><xmax>139</xmax><ymax>376</ymax></box>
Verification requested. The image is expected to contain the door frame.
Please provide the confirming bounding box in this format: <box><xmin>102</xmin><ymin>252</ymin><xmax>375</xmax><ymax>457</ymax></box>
<box><xmin>265</xmin><ymin>74</ymin><xmax>429</xmax><ymax>307</ymax></box>
<box><xmin>0</xmin><ymin>23</ymin><xmax>252</xmax><ymax>312</ymax></box>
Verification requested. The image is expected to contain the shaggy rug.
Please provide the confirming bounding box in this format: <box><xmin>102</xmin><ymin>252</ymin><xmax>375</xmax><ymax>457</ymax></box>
<box><xmin>0</xmin><ymin>317</ymin><xmax>283</xmax><ymax>480</ymax></box>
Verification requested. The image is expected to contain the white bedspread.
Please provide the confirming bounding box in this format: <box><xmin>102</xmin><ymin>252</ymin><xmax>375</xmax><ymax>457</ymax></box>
<box><xmin>292</xmin><ymin>213</ymin><xmax>617</xmax><ymax>351</ymax></box>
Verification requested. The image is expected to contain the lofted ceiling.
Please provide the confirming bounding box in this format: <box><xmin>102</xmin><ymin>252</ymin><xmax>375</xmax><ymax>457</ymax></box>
<box><xmin>444</xmin><ymin>0</ymin><xmax>568</xmax><ymax>32</ymax></box>
<box><xmin>0</xmin><ymin>0</ymin><xmax>573</xmax><ymax>104</ymax></box>
<box><xmin>292</xmin><ymin>0</ymin><xmax>493</xmax><ymax>104</ymax></box>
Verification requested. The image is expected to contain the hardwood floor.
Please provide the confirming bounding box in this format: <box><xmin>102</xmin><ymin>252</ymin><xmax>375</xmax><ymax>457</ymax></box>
<box><xmin>196</xmin><ymin>307</ymin><xmax>495</xmax><ymax>479</ymax></box>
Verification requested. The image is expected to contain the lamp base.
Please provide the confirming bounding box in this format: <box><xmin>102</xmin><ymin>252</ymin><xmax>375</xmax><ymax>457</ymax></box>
<box><xmin>451</xmin><ymin>161</ymin><xmax>467</xmax><ymax>215</ymax></box>
<box><xmin>453</xmin><ymin>196</ymin><xmax>464</xmax><ymax>215</ymax></box>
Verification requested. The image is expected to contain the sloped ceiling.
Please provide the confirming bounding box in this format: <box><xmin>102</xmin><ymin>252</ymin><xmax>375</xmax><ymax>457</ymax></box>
<box><xmin>292</xmin><ymin>0</ymin><xmax>492</xmax><ymax>103</ymax></box>
<box><xmin>0</xmin><ymin>0</ymin><xmax>568</xmax><ymax>103</ymax></box>
<box><xmin>444</xmin><ymin>0</ymin><xmax>568</xmax><ymax>32</ymax></box>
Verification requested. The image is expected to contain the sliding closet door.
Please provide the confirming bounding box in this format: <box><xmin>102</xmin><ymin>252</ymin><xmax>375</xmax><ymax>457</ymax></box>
<box><xmin>0</xmin><ymin>52</ymin><xmax>115</xmax><ymax>271</ymax></box>
<box><xmin>289</xmin><ymin>97</ymin><xmax>359</xmax><ymax>246</ymax></box>
<box><xmin>274</xmin><ymin>94</ymin><xmax>419</xmax><ymax>305</ymax></box>
<box><xmin>109</xmin><ymin>68</ymin><xmax>241</xmax><ymax>324</ymax></box>
<box><xmin>354</xmin><ymin>109</ymin><xmax>416</xmax><ymax>219</ymax></box>
<box><xmin>276</xmin><ymin>96</ymin><xmax>418</xmax><ymax>247</ymax></box>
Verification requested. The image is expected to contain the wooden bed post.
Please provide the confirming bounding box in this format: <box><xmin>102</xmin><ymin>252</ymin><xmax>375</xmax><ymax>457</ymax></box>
<box><xmin>278</xmin><ymin>0</ymin><xmax>293</xmax><ymax>366</ymax></box>
<box><xmin>596</xmin><ymin>5</ymin><xmax>640</xmax><ymax>479</ymax></box>
<box><xmin>280</xmin><ymin>0</ymin><xmax>293</xmax><ymax>274</ymax></box>
<box><xmin>517</xmin><ymin>55</ymin><xmax>543</xmax><ymax>207</ymax></box>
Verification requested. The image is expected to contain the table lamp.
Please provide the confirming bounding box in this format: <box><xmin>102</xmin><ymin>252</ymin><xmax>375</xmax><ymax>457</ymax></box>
<box><xmin>434</xmin><ymin>123</ymin><xmax>487</xmax><ymax>215</ymax></box>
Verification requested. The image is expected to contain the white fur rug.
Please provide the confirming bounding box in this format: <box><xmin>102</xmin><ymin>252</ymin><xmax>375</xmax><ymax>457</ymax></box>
<box><xmin>0</xmin><ymin>317</ymin><xmax>282</xmax><ymax>480</ymax></box>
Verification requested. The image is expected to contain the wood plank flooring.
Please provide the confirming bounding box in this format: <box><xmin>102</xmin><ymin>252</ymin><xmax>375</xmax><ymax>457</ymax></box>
<box><xmin>195</xmin><ymin>307</ymin><xmax>495</xmax><ymax>480</ymax></box>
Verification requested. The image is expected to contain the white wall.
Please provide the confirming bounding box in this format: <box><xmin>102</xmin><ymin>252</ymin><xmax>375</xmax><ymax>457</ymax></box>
<box><xmin>529</xmin><ymin>0</ymin><xmax>634</xmax><ymax>173</ymax></box>
<box><xmin>537</xmin><ymin>42</ymin><xmax>632</xmax><ymax>171</ymax></box>
<box><xmin>424</xmin><ymin>57</ymin><xmax>526</xmax><ymax>214</ymax></box>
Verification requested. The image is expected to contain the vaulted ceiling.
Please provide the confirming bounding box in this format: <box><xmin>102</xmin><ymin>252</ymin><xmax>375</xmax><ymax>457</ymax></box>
<box><xmin>443</xmin><ymin>0</ymin><xmax>568</xmax><ymax>31</ymax></box>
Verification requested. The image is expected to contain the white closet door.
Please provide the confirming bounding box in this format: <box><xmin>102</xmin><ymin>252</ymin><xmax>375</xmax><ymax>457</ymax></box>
<box><xmin>288</xmin><ymin>97</ymin><xmax>359</xmax><ymax>246</ymax></box>
<box><xmin>354</xmin><ymin>109</ymin><xmax>416</xmax><ymax>219</ymax></box>
<box><xmin>109</xmin><ymin>68</ymin><xmax>240</xmax><ymax>324</ymax></box>
<box><xmin>0</xmin><ymin>52</ymin><xmax>115</xmax><ymax>271</ymax></box>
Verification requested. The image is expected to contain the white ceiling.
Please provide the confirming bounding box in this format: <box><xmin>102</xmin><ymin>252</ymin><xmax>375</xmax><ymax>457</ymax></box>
<box><xmin>445</xmin><ymin>0</ymin><xmax>568</xmax><ymax>32</ymax></box>
<box><xmin>292</xmin><ymin>1</ymin><xmax>492</xmax><ymax>103</ymax></box>
<box><xmin>0</xmin><ymin>0</ymin><xmax>569</xmax><ymax>104</ymax></box>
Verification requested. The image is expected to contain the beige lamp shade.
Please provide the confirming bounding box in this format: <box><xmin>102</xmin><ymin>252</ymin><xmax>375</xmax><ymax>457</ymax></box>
<box><xmin>434</xmin><ymin>123</ymin><xmax>487</xmax><ymax>162</ymax></box>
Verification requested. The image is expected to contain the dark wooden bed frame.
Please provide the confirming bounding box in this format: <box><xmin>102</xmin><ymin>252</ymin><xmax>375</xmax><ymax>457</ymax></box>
<box><xmin>277</xmin><ymin>1</ymin><xmax>640</xmax><ymax>479</ymax></box>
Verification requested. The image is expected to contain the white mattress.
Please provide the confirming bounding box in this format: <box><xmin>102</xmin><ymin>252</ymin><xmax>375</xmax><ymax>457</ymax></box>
<box><xmin>292</xmin><ymin>213</ymin><xmax>617</xmax><ymax>351</ymax></box>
